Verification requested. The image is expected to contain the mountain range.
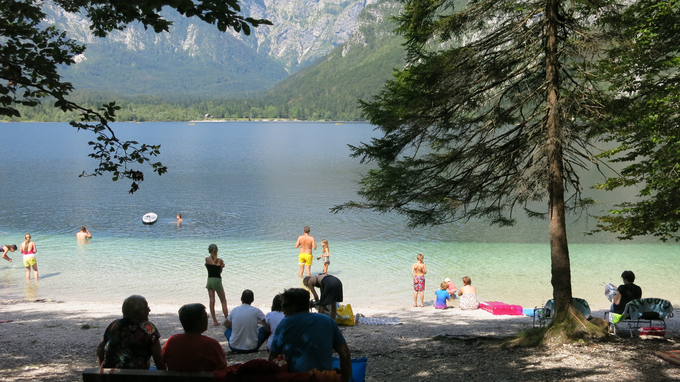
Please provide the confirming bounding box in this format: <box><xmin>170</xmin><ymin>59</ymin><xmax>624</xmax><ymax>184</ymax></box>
<box><xmin>49</xmin><ymin>0</ymin><xmax>392</xmax><ymax>99</ymax></box>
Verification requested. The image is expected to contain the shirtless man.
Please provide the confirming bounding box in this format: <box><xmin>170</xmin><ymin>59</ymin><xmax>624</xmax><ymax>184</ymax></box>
<box><xmin>76</xmin><ymin>226</ymin><xmax>92</xmax><ymax>241</ymax></box>
<box><xmin>411</xmin><ymin>253</ymin><xmax>427</xmax><ymax>307</ymax></box>
<box><xmin>295</xmin><ymin>226</ymin><xmax>316</xmax><ymax>278</ymax></box>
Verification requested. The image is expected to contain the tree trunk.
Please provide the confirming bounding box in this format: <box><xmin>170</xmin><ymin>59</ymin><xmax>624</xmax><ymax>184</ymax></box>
<box><xmin>545</xmin><ymin>0</ymin><xmax>573</xmax><ymax>315</ymax></box>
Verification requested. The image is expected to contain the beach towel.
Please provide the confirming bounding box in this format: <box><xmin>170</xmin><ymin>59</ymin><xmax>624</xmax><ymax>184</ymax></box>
<box><xmin>0</xmin><ymin>320</ymin><xmax>13</xmax><ymax>324</ymax></box>
<box><xmin>355</xmin><ymin>315</ymin><xmax>402</xmax><ymax>325</ymax></box>
<box><xmin>624</xmin><ymin>298</ymin><xmax>674</xmax><ymax>320</ymax></box>
<box><xmin>653</xmin><ymin>350</ymin><xmax>680</xmax><ymax>366</ymax></box>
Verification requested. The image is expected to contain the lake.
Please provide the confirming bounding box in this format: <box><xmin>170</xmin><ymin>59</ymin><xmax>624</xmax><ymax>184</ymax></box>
<box><xmin>0</xmin><ymin>122</ymin><xmax>677</xmax><ymax>311</ymax></box>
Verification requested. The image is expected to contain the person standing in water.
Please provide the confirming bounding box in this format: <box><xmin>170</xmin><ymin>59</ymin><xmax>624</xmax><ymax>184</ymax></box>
<box><xmin>317</xmin><ymin>239</ymin><xmax>330</xmax><ymax>274</ymax></box>
<box><xmin>295</xmin><ymin>226</ymin><xmax>316</xmax><ymax>278</ymax></box>
<box><xmin>411</xmin><ymin>253</ymin><xmax>427</xmax><ymax>307</ymax></box>
<box><xmin>21</xmin><ymin>233</ymin><xmax>38</xmax><ymax>280</ymax></box>
<box><xmin>176</xmin><ymin>214</ymin><xmax>183</xmax><ymax>227</ymax></box>
<box><xmin>76</xmin><ymin>226</ymin><xmax>92</xmax><ymax>241</ymax></box>
<box><xmin>205</xmin><ymin>244</ymin><xmax>229</xmax><ymax>326</ymax></box>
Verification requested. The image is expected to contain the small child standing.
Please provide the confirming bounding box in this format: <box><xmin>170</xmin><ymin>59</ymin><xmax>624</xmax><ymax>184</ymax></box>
<box><xmin>317</xmin><ymin>239</ymin><xmax>331</xmax><ymax>274</ymax></box>
<box><xmin>434</xmin><ymin>281</ymin><xmax>451</xmax><ymax>309</ymax></box>
<box><xmin>411</xmin><ymin>253</ymin><xmax>427</xmax><ymax>307</ymax></box>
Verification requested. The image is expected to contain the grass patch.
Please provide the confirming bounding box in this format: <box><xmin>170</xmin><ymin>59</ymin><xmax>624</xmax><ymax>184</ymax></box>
<box><xmin>81</xmin><ymin>324</ymin><xmax>91</xmax><ymax>330</ymax></box>
<box><xmin>508</xmin><ymin>327</ymin><xmax>549</xmax><ymax>347</ymax></box>
<box><xmin>45</xmin><ymin>324</ymin><xmax>61</xmax><ymax>328</ymax></box>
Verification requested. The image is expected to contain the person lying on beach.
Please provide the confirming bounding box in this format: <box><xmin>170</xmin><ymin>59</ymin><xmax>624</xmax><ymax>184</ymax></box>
<box><xmin>162</xmin><ymin>303</ymin><xmax>227</xmax><ymax>372</ymax></box>
<box><xmin>96</xmin><ymin>295</ymin><xmax>166</xmax><ymax>370</ymax></box>
<box><xmin>458</xmin><ymin>276</ymin><xmax>479</xmax><ymax>310</ymax></box>
<box><xmin>2</xmin><ymin>244</ymin><xmax>16</xmax><ymax>262</ymax></box>
<box><xmin>434</xmin><ymin>281</ymin><xmax>451</xmax><ymax>309</ymax></box>
<box><xmin>76</xmin><ymin>226</ymin><xmax>92</xmax><ymax>241</ymax></box>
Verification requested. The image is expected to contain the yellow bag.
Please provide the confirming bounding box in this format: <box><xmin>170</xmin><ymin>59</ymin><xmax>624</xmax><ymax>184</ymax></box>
<box><xmin>335</xmin><ymin>304</ymin><xmax>355</xmax><ymax>326</ymax></box>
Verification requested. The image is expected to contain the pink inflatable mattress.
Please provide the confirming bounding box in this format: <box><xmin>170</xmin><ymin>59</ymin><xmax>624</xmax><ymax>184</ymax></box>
<box><xmin>479</xmin><ymin>301</ymin><xmax>523</xmax><ymax>315</ymax></box>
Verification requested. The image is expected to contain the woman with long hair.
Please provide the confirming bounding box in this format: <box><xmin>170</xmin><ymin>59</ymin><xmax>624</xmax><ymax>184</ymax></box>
<box><xmin>21</xmin><ymin>233</ymin><xmax>38</xmax><ymax>280</ymax></box>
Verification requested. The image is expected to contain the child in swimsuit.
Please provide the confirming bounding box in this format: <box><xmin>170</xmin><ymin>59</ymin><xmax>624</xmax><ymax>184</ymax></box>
<box><xmin>2</xmin><ymin>244</ymin><xmax>16</xmax><ymax>262</ymax></box>
<box><xmin>411</xmin><ymin>253</ymin><xmax>427</xmax><ymax>307</ymax></box>
<box><xmin>445</xmin><ymin>277</ymin><xmax>457</xmax><ymax>299</ymax></box>
<box><xmin>434</xmin><ymin>281</ymin><xmax>451</xmax><ymax>309</ymax></box>
<box><xmin>317</xmin><ymin>239</ymin><xmax>330</xmax><ymax>274</ymax></box>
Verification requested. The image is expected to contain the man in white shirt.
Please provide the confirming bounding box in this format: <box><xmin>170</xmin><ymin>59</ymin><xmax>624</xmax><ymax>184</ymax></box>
<box><xmin>223</xmin><ymin>289</ymin><xmax>266</xmax><ymax>353</ymax></box>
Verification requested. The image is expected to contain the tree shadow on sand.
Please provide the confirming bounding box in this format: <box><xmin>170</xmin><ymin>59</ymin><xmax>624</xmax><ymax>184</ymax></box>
<box><xmin>1</xmin><ymin>302</ymin><xmax>680</xmax><ymax>381</ymax></box>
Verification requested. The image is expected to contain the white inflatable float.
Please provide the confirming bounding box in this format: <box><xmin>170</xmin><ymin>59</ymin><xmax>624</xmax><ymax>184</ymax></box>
<box><xmin>142</xmin><ymin>212</ymin><xmax>158</xmax><ymax>225</ymax></box>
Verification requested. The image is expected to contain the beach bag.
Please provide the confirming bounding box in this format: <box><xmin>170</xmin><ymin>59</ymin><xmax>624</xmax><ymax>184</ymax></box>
<box><xmin>335</xmin><ymin>304</ymin><xmax>355</xmax><ymax>326</ymax></box>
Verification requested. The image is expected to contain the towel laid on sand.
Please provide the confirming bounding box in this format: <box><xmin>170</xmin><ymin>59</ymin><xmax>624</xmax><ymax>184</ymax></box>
<box><xmin>356</xmin><ymin>316</ymin><xmax>402</xmax><ymax>325</ymax></box>
<box><xmin>654</xmin><ymin>350</ymin><xmax>680</xmax><ymax>366</ymax></box>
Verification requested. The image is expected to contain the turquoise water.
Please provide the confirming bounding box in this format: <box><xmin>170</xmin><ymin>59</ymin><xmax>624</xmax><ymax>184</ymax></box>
<box><xmin>0</xmin><ymin>122</ymin><xmax>678</xmax><ymax>311</ymax></box>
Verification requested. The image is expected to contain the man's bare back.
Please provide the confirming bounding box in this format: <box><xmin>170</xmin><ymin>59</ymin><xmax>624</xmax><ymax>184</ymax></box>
<box><xmin>295</xmin><ymin>226</ymin><xmax>317</xmax><ymax>278</ymax></box>
<box><xmin>295</xmin><ymin>234</ymin><xmax>315</xmax><ymax>254</ymax></box>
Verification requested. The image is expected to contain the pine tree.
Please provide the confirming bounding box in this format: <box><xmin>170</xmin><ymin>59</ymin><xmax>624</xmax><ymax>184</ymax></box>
<box><xmin>335</xmin><ymin>0</ymin><xmax>617</xmax><ymax>340</ymax></box>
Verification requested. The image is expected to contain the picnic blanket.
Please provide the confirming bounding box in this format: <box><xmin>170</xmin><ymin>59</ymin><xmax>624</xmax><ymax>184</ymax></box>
<box><xmin>355</xmin><ymin>315</ymin><xmax>402</xmax><ymax>325</ymax></box>
<box><xmin>654</xmin><ymin>350</ymin><xmax>680</xmax><ymax>366</ymax></box>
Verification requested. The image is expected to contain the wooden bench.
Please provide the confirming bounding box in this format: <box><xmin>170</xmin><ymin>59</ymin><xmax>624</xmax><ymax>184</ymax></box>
<box><xmin>82</xmin><ymin>368</ymin><xmax>214</xmax><ymax>382</ymax></box>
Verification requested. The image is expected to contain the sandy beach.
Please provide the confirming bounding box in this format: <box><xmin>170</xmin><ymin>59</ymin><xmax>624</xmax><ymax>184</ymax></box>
<box><xmin>2</xmin><ymin>298</ymin><xmax>680</xmax><ymax>381</ymax></box>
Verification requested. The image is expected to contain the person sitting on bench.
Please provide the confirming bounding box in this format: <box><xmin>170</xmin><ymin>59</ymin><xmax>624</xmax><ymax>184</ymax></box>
<box><xmin>96</xmin><ymin>295</ymin><xmax>166</xmax><ymax>370</ymax></box>
<box><xmin>224</xmin><ymin>289</ymin><xmax>266</xmax><ymax>353</ymax></box>
<box><xmin>162</xmin><ymin>303</ymin><xmax>227</xmax><ymax>371</ymax></box>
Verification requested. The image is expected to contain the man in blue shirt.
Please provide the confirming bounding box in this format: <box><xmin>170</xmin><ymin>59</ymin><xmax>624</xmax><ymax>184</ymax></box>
<box><xmin>268</xmin><ymin>288</ymin><xmax>351</xmax><ymax>382</ymax></box>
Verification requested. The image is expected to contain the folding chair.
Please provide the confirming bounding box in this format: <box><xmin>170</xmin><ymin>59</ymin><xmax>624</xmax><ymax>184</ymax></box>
<box><xmin>605</xmin><ymin>298</ymin><xmax>674</xmax><ymax>337</ymax></box>
<box><xmin>533</xmin><ymin>298</ymin><xmax>590</xmax><ymax>328</ymax></box>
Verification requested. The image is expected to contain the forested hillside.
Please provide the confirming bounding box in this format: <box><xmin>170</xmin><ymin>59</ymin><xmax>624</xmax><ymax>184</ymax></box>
<box><xmin>251</xmin><ymin>0</ymin><xmax>406</xmax><ymax>120</ymax></box>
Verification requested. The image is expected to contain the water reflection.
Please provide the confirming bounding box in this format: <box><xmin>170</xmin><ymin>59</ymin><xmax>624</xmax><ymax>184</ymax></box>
<box><xmin>24</xmin><ymin>281</ymin><xmax>38</xmax><ymax>300</ymax></box>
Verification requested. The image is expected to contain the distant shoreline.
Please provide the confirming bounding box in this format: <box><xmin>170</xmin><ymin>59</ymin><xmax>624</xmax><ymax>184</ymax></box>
<box><xmin>2</xmin><ymin>119</ymin><xmax>368</xmax><ymax>124</ymax></box>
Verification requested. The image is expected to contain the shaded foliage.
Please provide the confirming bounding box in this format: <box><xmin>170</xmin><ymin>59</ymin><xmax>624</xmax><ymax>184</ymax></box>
<box><xmin>591</xmin><ymin>0</ymin><xmax>680</xmax><ymax>241</ymax></box>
